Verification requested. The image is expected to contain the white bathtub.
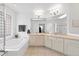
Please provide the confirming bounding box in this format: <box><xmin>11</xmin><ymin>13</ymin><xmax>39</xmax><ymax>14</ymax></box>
<box><xmin>4</xmin><ymin>36</ymin><xmax>29</xmax><ymax>56</ymax></box>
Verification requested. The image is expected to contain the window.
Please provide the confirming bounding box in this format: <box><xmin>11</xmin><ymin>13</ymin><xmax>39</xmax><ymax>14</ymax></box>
<box><xmin>0</xmin><ymin>11</ymin><xmax>11</xmax><ymax>37</ymax></box>
<box><xmin>19</xmin><ymin>25</ymin><xmax>26</xmax><ymax>32</ymax></box>
<box><xmin>0</xmin><ymin>11</ymin><xmax>4</xmax><ymax>38</ymax></box>
<box><xmin>5</xmin><ymin>14</ymin><xmax>11</xmax><ymax>36</ymax></box>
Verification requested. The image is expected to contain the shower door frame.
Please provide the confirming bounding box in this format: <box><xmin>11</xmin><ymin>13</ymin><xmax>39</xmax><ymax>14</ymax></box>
<box><xmin>0</xmin><ymin>4</ymin><xmax>6</xmax><ymax>56</ymax></box>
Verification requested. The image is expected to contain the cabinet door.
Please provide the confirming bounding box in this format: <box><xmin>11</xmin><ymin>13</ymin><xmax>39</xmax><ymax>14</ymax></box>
<box><xmin>29</xmin><ymin>35</ymin><xmax>37</xmax><ymax>46</ymax></box>
<box><xmin>55</xmin><ymin>38</ymin><xmax>64</xmax><ymax>53</ymax></box>
<box><xmin>37</xmin><ymin>35</ymin><xmax>44</xmax><ymax>46</ymax></box>
<box><xmin>64</xmin><ymin>39</ymin><xmax>79</xmax><ymax>56</ymax></box>
<box><xmin>45</xmin><ymin>36</ymin><xmax>52</xmax><ymax>48</ymax></box>
<box><xmin>51</xmin><ymin>37</ymin><xmax>55</xmax><ymax>50</ymax></box>
<box><xmin>51</xmin><ymin>37</ymin><xmax>64</xmax><ymax>53</ymax></box>
<box><xmin>29</xmin><ymin>35</ymin><xmax>44</xmax><ymax>46</ymax></box>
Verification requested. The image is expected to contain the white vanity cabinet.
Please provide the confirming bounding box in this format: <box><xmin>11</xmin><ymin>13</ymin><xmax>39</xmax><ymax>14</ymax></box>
<box><xmin>45</xmin><ymin>35</ymin><xmax>64</xmax><ymax>53</ymax></box>
<box><xmin>55</xmin><ymin>37</ymin><xmax>64</xmax><ymax>53</ymax></box>
<box><xmin>29</xmin><ymin>35</ymin><xmax>45</xmax><ymax>46</ymax></box>
<box><xmin>29</xmin><ymin>33</ymin><xmax>79</xmax><ymax>56</ymax></box>
<box><xmin>64</xmin><ymin>39</ymin><xmax>79</xmax><ymax>56</ymax></box>
<box><xmin>44</xmin><ymin>36</ymin><xmax>52</xmax><ymax>48</ymax></box>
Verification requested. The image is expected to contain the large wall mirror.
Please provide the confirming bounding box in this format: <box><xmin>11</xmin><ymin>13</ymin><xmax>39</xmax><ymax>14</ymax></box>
<box><xmin>39</xmin><ymin>24</ymin><xmax>45</xmax><ymax>33</ymax></box>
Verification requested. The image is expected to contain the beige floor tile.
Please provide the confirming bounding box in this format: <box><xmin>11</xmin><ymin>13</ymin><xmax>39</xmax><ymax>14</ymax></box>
<box><xmin>24</xmin><ymin>46</ymin><xmax>64</xmax><ymax>56</ymax></box>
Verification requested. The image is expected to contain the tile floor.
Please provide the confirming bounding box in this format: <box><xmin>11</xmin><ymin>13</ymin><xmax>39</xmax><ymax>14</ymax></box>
<box><xmin>25</xmin><ymin>46</ymin><xmax>64</xmax><ymax>56</ymax></box>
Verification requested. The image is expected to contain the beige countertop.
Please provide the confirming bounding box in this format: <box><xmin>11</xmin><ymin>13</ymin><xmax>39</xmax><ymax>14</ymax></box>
<box><xmin>29</xmin><ymin>33</ymin><xmax>79</xmax><ymax>41</ymax></box>
<box><xmin>29</xmin><ymin>33</ymin><xmax>47</xmax><ymax>35</ymax></box>
<box><xmin>47</xmin><ymin>34</ymin><xmax>79</xmax><ymax>40</ymax></box>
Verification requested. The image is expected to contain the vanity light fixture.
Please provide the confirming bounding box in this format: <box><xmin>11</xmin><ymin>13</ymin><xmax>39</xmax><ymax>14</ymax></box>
<box><xmin>58</xmin><ymin>14</ymin><xmax>67</xmax><ymax>19</ymax></box>
<box><xmin>48</xmin><ymin>4</ymin><xmax>63</xmax><ymax>16</ymax></box>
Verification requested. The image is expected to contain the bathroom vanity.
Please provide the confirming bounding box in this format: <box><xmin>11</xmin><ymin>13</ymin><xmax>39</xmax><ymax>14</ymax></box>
<box><xmin>29</xmin><ymin>16</ymin><xmax>79</xmax><ymax>56</ymax></box>
<box><xmin>29</xmin><ymin>33</ymin><xmax>79</xmax><ymax>56</ymax></box>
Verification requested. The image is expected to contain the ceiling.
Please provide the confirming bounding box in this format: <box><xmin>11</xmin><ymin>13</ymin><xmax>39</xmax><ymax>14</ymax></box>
<box><xmin>5</xmin><ymin>3</ymin><xmax>75</xmax><ymax>19</ymax></box>
<box><xmin>5</xmin><ymin>3</ymin><xmax>68</xmax><ymax>14</ymax></box>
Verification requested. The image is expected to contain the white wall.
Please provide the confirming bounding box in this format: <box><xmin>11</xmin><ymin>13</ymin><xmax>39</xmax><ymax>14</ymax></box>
<box><xmin>16</xmin><ymin>13</ymin><xmax>31</xmax><ymax>38</ymax></box>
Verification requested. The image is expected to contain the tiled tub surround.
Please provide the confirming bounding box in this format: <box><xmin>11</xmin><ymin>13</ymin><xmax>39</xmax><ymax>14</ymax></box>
<box><xmin>29</xmin><ymin>33</ymin><xmax>79</xmax><ymax>56</ymax></box>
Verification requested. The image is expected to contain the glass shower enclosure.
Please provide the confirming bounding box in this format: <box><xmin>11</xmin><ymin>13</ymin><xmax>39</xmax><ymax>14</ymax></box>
<box><xmin>0</xmin><ymin>4</ymin><xmax>6</xmax><ymax>56</ymax></box>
